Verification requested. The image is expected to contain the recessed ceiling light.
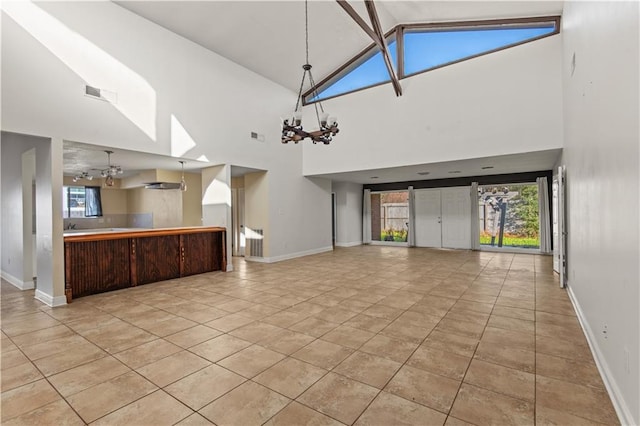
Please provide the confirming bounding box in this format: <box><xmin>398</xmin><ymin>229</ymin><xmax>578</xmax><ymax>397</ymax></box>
<box><xmin>481</xmin><ymin>166</ymin><xmax>494</xmax><ymax>170</ymax></box>
<box><xmin>370</xmin><ymin>176</ymin><xmax>379</xmax><ymax>179</ymax></box>
<box><xmin>448</xmin><ymin>170</ymin><xmax>461</xmax><ymax>174</ymax></box>
<box><xmin>417</xmin><ymin>171</ymin><xmax>430</xmax><ymax>176</ymax></box>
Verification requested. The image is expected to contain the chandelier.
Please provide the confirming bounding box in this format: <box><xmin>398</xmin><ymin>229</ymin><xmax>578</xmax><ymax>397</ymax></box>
<box><xmin>100</xmin><ymin>150</ymin><xmax>123</xmax><ymax>187</ymax></box>
<box><xmin>281</xmin><ymin>0</ymin><xmax>339</xmax><ymax>145</ymax></box>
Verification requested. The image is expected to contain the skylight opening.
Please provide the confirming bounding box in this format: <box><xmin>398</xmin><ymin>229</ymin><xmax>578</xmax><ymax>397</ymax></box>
<box><xmin>305</xmin><ymin>38</ymin><xmax>397</xmax><ymax>104</ymax></box>
<box><xmin>402</xmin><ymin>22</ymin><xmax>557</xmax><ymax>76</ymax></box>
<box><xmin>303</xmin><ymin>17</ymin><xmax>560</xmax><ymax>105</ymax></box>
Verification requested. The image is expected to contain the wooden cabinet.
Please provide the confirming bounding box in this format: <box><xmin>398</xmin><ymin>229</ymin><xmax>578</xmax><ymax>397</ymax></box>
<box><xmin>181</xmin><ymin>231</ymin><xmax>218</xmax><ymax>277</ymax></box>
<box><xmin>64</xmin><ymin>227</ymin><xmax>226</xmax><ymax>301</ymax></box>
<box><xmin>132</xmin><ymin>235</ymin><xmax>181</xmax><ymax>286</ymax></box>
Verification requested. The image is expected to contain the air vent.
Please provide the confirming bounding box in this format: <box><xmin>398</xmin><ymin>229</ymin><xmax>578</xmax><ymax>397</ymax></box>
<box><xmin>85</xmin><ymin>85</ymin><xmax>101</xmax><ymax>97</ymax></box>
<box><xmin>248</xmin><ymin>229</ymin><xmax>264</xmax><ymax>257</ymax></box>
<box><xmin>85</xmin><ymin>85</ymin><xmax>117</xmax><ymax>103</ymax></box>
<box><xmin>250</xmin><ymin>132</ymin><xmax>265</xmax><ymax>142</ymax></box>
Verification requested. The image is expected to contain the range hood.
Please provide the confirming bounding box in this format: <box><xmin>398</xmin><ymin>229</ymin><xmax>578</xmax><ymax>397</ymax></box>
<box><xmin>144</xmin><ymin>182</ymin><xmax>182</xmax><ymax>190</ymax></box>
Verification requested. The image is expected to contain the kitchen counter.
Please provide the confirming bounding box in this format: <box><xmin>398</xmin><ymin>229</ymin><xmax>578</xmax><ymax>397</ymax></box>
<box><xmin>64</xmin><ymin>226</ymin><xmax>226</xmax><ymax>302</ymax></box>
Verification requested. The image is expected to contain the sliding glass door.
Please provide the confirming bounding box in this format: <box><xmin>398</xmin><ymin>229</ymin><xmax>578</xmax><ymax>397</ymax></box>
<box><xmin>477</xmin><ymin>183</ymin><xmax>540</xmax><ymax>250</ymax></box>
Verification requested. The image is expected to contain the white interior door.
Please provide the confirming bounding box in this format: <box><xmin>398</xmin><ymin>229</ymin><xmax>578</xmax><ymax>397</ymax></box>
<box><xmin>441</xmin><ymin>187</ymin><xmax>472</xmax><ymax>249</ymax></box>
<box><xmin>414</xmin><ymin>189</ymin><xmax>442</xmax><ymax>248</ymax></box>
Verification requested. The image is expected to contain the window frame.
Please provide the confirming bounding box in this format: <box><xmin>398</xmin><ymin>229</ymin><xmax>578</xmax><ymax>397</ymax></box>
<box><xmin>303</xmin><ymin>16</ymin><xmax>560</xmax><ymax>105</ymax></box>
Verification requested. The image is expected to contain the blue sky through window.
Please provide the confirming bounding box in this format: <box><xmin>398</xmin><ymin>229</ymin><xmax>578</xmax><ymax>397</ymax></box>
<box><xmin>309</xmin><ymin>40</ymin><xmax>397</xmax><ymax>102</ymax></box>
<box><xmin>403</xmin><ymin>25</ymin><xmax>555</xmax><ymax>75</ymax></box>
<box><xmin>305</xmin><ymin>21</ymin><xmax>557</xmax><ymax>104</ymax></box>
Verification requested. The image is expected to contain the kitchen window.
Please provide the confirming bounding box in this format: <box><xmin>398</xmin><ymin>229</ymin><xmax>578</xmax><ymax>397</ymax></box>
<box><xmin>62</xmin><ymin>186</ymin><xmax>102</xmax><ymax>218</ymax></box>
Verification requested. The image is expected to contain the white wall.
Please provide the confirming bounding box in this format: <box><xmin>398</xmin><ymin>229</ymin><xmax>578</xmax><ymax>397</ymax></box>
<box><xmin>1</xmin><ymin>1</ymin><xmax>333</xmax><ymax>265</ymax></box>
<box><xmin>1</xmin><ymin>132</ymin><xmax>65</xmax><ymax>304</ymax></box>
<box><xmin>561</xmin><ymin>2</ymin><xmax>639</xmax><ymax>424</ymax></box>
<box><xmin>303</xmin><ymin>33</ymin><xmax>564</xmax><ymax>176</ymax></box>
<box><xmin>332</xmin><ymin>181</ymin><xmax>363</xmax><ymax>246</ymax></box>
<box><xmin>1</xmin><ymin>133</ymin><xmax>41</xmax><ymax>287</ymax></box>
<box><xmin>266</xmin><ymin>173</ymin><xmax>333</xmax><ymax>262</ymax></box>
<box><xmin>202</xmin><ymin>164</ymin><xmax>232</xmax><ymax>270</ymax></box>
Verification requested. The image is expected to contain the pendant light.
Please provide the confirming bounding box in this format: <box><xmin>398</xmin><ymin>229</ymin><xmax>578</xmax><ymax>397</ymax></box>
<box><xmin>179</xmin><ymin>161</ymin><xmax>187</xmax><ymax>192</ymax></box>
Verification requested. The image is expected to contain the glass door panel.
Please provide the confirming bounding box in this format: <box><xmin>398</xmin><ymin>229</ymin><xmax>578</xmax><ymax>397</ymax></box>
<box><xmin>370</xmin><ymin>191</ymin><xmax>408</xmax><ymax>243</ymax></box>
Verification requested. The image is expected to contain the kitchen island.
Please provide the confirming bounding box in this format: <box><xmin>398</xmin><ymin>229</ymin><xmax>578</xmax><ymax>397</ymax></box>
<box><xmin>63</xmin><ymin>226</ymin><xmax>226</xmax><ymax>302</ymax></box>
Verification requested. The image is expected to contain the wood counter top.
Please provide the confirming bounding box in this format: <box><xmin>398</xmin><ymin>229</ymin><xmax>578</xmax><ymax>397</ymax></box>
<box><xmin>63</xmin><ymin>226</ymin><xmax>226</xmax><ymax>242</ymax></box>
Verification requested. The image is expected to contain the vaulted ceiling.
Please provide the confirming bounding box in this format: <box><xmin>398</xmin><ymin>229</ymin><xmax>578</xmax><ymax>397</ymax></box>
<box><xmin>116</xmin><ymin>1</ymin><xmax>564</xmax><ymax>93</ymax></box>
<box><xmin>65</xmin><ymin>1</ymin><xmax>565</xmax><ymax>181</ymax></box>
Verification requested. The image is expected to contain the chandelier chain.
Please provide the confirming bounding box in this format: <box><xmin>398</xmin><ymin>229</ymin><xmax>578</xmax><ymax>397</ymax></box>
<box><xmin>305</xmin><ymin>0</ymin><xmax>309</xmax><ymax>65</ymax></box>
<box><xmin>295</xmin><ymin>67</ymin><xmax>306</xmax><ymax>112</ymax></box>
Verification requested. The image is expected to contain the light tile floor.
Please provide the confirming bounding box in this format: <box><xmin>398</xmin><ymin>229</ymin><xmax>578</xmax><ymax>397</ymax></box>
<box><xmin>1</xmin><ymin>246</ymin><xmax>619</xmax><ymax>425</ymax></box>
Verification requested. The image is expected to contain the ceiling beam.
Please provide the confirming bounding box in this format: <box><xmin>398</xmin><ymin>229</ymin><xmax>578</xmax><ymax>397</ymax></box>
<box><xmin>336</xmin><ymin>0</ymin><xmax>379</xmax><ymax>44</ymax></box>
<box><xmin>336</xmin><ymin>0</ymin><xmax>402</xmax><ymax>96</ymax></box>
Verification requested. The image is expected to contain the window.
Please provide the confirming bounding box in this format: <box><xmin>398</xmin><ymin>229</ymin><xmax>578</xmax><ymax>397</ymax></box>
<box><xmin>304</xmin><ymin>17</ymin><xmax>559</xmax><ymax>104</ymax></box>
<box><xmin>63</xmin><ymin>186</ymin><xmax>102</xmax><ymax>218</ymax></box>
<box><xmin>403</xmin><ymin>24</ymin><xmax>556</xmax><ymax>76</ymax></box>
<box><xmin>307</xmin><ymin>40</ymin><xmax>397</xmax><ymax>103</ymax></box>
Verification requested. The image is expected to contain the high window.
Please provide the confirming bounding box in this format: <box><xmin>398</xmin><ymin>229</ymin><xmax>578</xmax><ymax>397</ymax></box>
<box><xmin>308</xmin><ymin>40</ymin><xmax>397</xmax><ymax>103</ymax></box>
<box><xmin>304</xmin><ymin>17</ymin><xmax>559</xmax><ymax>104</ymax></box>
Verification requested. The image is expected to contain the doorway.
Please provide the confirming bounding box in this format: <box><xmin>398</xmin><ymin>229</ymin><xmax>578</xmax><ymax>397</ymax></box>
<box><xmin>331</xmin><ymin>192</ymin><xmax>336</xmax><ymax>248</ymax></box>
<box><xmin>553</xmin><ymin>167</ymin><xmax>567</xmax><ymax>287</ymax></box>
<box><xmin>414</xmin><ymin>187</ymin><xmax>471</xmax><ymax>249</ymax></box>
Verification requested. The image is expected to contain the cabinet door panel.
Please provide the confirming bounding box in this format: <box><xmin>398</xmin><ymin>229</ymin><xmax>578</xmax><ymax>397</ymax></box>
<box><xmin>135</xmin><ymin>235</ymin><xmax>180</xmax><ymax>285</ymax></box>
<box><xmin>182</xmin><ymin>232</ymin><xmax>220</xmax><ymax>276</ymax></box>
<box><xmin>67</xmin><ymin>240</ymin><xmax>130</xmax><ymax>297</ymax></box>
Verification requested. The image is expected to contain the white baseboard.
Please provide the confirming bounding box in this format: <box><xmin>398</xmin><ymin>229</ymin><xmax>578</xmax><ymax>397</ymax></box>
<box><xmin>245</xmin><ymin>246</ymin><xmax>333</xmax><ymax>264</ymax></box>
<box><xmin>34</xmin><ymin>289</ymin><xmax>67</xmax><ymax>307</ymax></box>
<box><xmin>335</xmin><ymin>241</ymin><xmax>362</xmax><ymax>247</ymax></box>
<box><xmin>567</xmin><ymin>285</ymin><xmax>634</xmax><ymax>425</ymax></box>
<box><xmin>1</xmin><ymin>270</ymin><xmax>34</xmax><ymax>290</ymax></box>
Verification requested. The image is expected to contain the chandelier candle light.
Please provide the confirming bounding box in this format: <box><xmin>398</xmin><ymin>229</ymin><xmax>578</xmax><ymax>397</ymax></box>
<box><xmin>281</xmin><ymin>0</ymin><xmax>339</xmax><ymax>145</ymax></box>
